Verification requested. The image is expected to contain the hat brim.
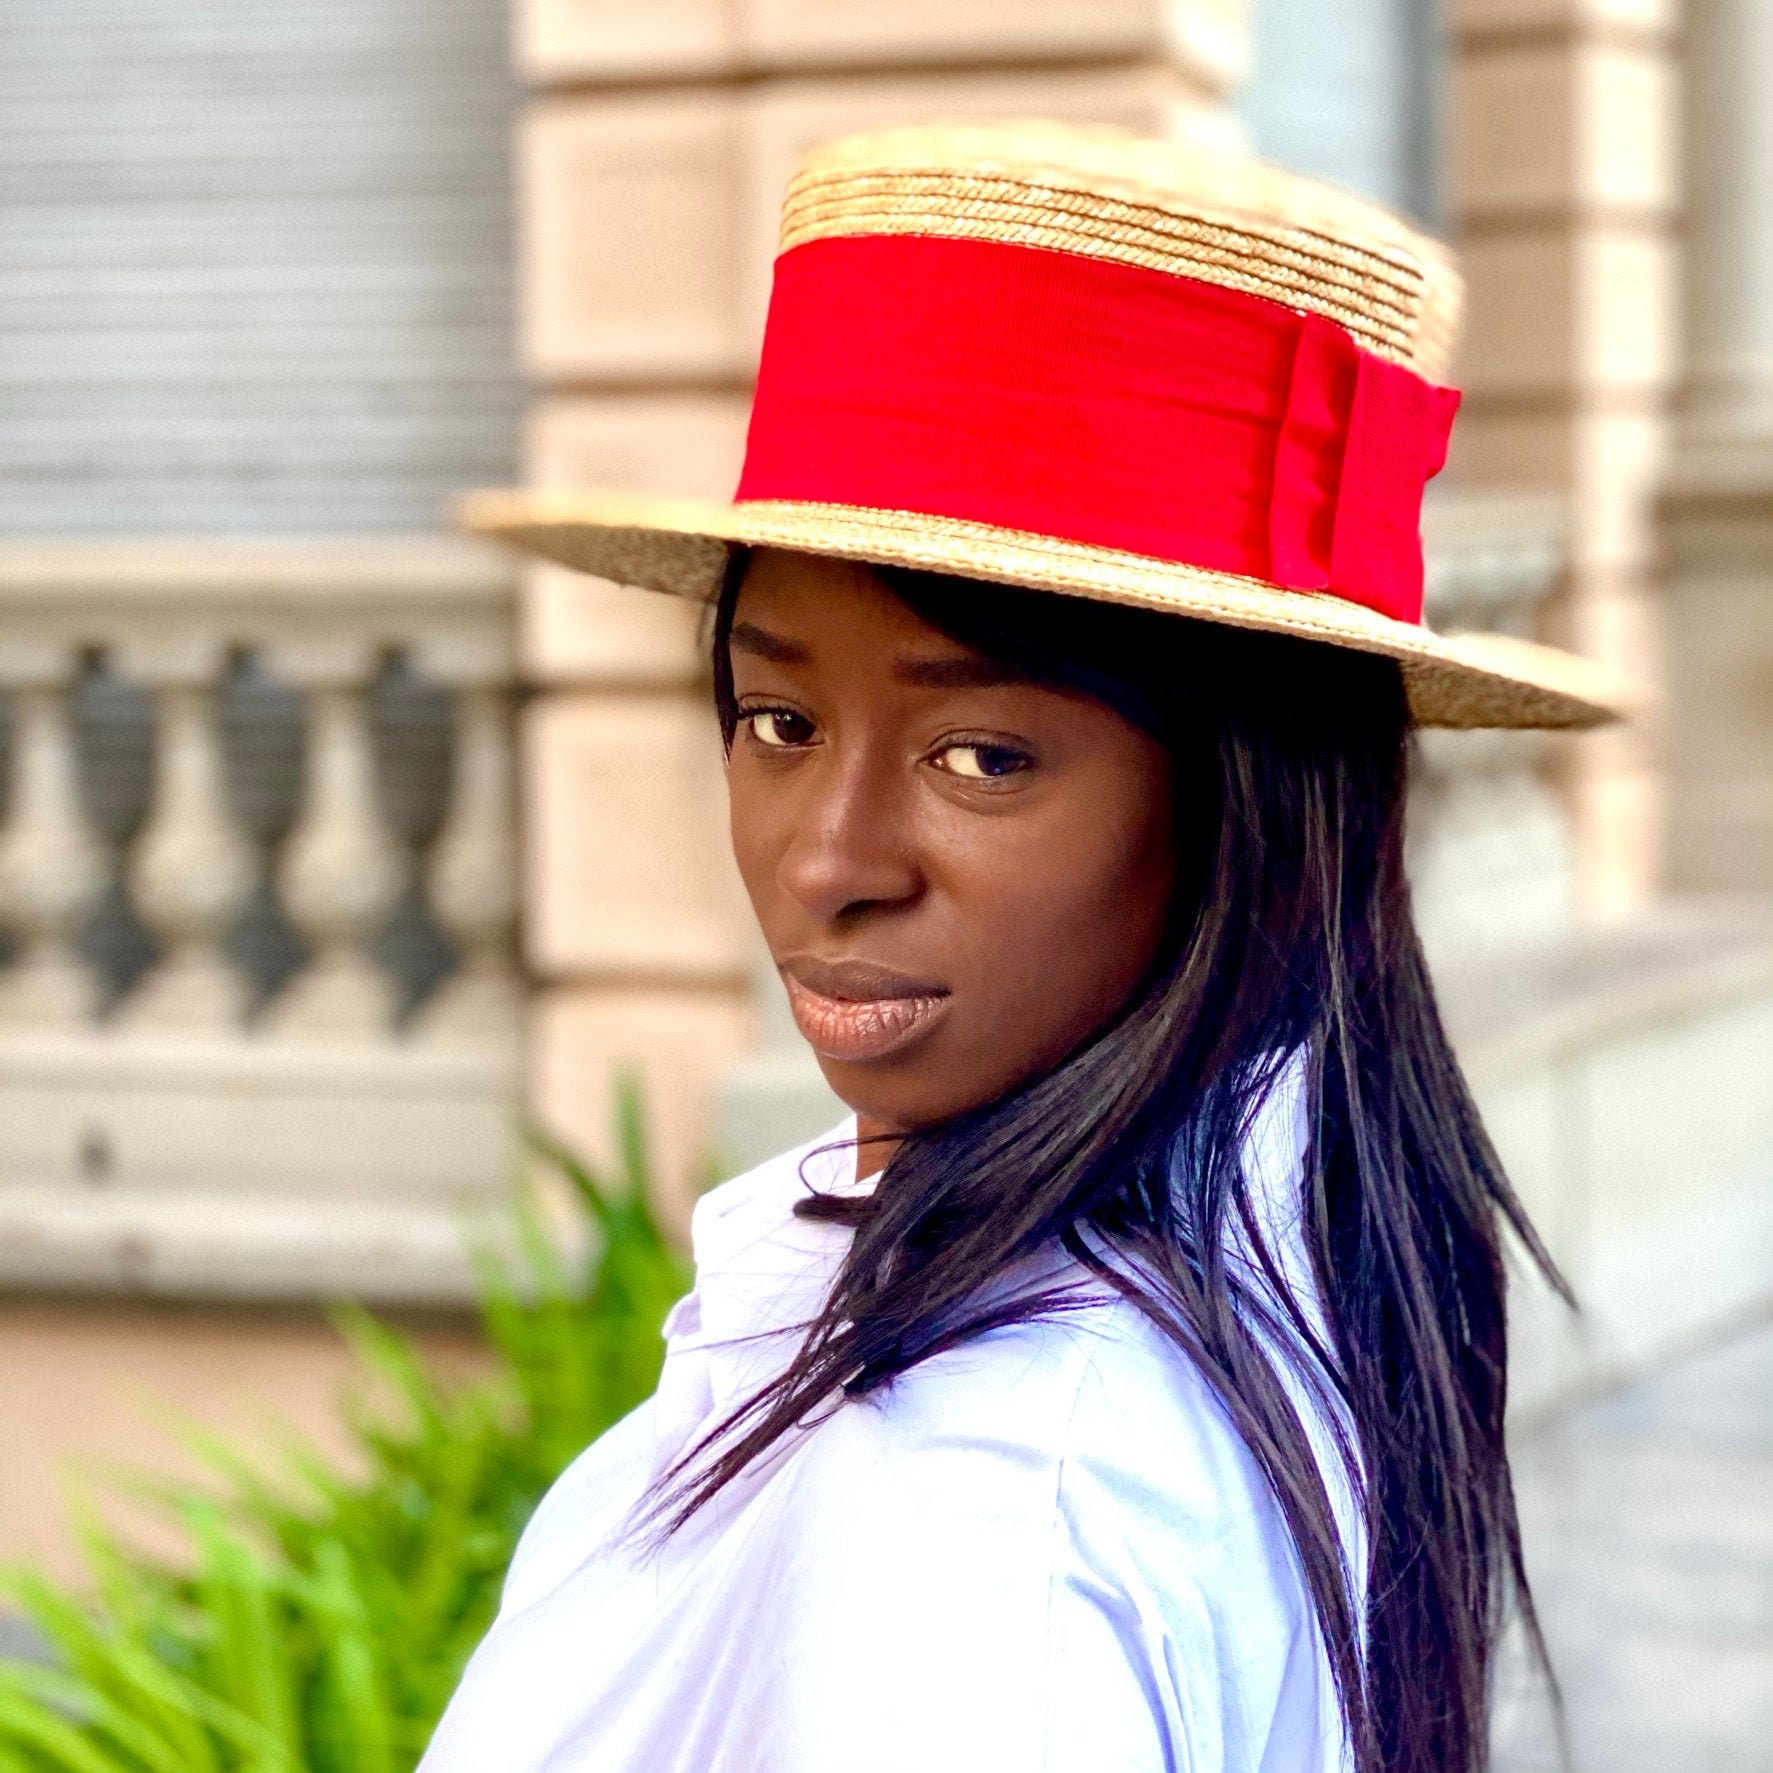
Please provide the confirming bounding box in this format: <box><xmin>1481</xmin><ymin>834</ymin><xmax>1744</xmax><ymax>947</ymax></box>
<box><xmin>460</xmin><ymin>488</ymin><xmax>1638</xmax><ymax>731</ymax></box>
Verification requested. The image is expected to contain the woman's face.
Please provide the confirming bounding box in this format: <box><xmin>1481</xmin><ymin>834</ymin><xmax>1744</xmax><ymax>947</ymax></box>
<box><xmin>726</xmin><ymin>549</ymin><xmax>1177</xmax><ymax>1136</ymax></box>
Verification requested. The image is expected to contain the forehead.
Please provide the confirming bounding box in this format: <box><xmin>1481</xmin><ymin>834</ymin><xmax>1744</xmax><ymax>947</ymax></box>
<box><xmin>731</xmin><ymin>558</ymin><xmax>1034</xmax><ymax>694</ymax></box>
<box><xmin>723</xmin><ymin>546</ymin><xmax>999</xmax><ymax>666</ymax></box>
<box><xmin>733</xmin><ymin>548</ymin><xmax>966</xmax><ymax>647</ymax></box>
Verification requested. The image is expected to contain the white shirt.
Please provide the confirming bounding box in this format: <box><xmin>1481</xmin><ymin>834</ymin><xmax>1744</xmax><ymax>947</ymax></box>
<box><xmin>423</xmin><ymin>1061</ymin><xmax>1363</xmax><ymax>1773</ymax></box>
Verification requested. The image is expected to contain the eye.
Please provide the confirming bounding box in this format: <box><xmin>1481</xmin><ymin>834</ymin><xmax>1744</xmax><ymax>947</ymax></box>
<box><xmin>743</xmin><ymin>707</ymin><xmax>816</xmax><ymax>749</ymax></box>
<box><xmin>932</xmin><ymin>741</ymin><xmax>1033</xmax><ymax>781</ymax></box>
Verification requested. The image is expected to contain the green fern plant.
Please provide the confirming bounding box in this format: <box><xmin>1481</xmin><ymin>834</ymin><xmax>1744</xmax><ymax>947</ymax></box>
<box><xmin>0</xmin><ymin>1086</ymin><xmax>693</xmax><ymax>1773</ymax></box>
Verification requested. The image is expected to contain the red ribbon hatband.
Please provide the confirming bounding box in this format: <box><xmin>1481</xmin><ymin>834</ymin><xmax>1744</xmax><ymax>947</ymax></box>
<box><xmin>736</xmin><ymin>233</ymin><xmax>1460</xmax><ymax>626</ymax></box>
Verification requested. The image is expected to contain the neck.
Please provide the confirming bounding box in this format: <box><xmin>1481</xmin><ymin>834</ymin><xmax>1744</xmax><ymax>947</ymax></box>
<box><xmin>855</xmin><ymin>1116</ymin><xmax>899</xmax><ymax>1184</ymax></box>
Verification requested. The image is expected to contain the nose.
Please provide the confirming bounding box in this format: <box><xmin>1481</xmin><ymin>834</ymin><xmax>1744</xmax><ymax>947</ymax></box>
<box><xmin>774</xmin><ymin>743</ymin><xmax>923</xmax><ymax>927</ymax></box>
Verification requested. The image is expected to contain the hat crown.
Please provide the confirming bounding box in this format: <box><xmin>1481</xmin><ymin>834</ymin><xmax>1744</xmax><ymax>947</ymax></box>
<box><xmin>781</xmin><ymin>122</ymin><xmax>1461</xmax><ymax>382</ymax></box>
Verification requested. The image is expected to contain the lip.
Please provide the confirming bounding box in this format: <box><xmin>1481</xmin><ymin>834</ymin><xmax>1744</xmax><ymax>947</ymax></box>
<box><xmin>778</xmin><ymin>955</ymin><xmax>951</xmax><ymax>1064</ymax></box>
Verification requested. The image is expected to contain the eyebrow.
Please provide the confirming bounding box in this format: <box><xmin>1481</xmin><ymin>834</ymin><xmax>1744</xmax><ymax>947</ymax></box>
<box><xmin>730</xmin><ymin>619</ymin><xmax>1029</xmax><ymax>689</ymax></box>
<box><xmin>728</xmin><ymin>620</ymin><xmax>808</xmax><ymax>664</ymax></box>
<box><xmin>891</xmin><ymin>655</ymin><xmax>1030</xmax><ymax>689</ymax></box>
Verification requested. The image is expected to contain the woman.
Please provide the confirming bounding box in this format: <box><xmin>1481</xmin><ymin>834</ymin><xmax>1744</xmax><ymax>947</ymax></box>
<box><xmin>426</xmin><ymin>123</ymin><xmax>1627</xmax><ymax>1773</ymax></box>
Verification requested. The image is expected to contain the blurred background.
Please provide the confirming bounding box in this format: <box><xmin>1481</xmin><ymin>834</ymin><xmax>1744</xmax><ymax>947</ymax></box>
<box><xmin>0</xmin><ymin>0</ymin><xmax>1770</xmax><ymax>1765</ymax></box>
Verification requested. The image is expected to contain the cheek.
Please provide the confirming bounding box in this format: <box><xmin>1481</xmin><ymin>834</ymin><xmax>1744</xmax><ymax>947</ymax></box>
<box><xmin>726</xmin><ymin>761</ymin><xmax>789</xmax><ymax>908</ymax></box>
<box><xmin>938</xmin><ymin>781</ymin><xmax>1175</xmax><ymax>1032</ymax></box>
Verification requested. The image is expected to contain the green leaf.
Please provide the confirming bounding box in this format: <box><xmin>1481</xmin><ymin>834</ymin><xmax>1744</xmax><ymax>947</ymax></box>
<box><xmin>0</xmin><ymin>1080</ymin><xmax>695</xmax><ymax>1773</ymax></box>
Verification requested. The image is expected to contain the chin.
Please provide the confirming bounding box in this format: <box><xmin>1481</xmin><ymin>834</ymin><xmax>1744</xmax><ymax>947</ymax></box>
<box><xmin>812</xmin><ymin>1055</ymin><xmax>1005</xmax><ymax>1137</ymax></box>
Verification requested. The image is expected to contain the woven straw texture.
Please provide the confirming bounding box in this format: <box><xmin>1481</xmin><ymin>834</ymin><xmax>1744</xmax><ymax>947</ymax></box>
<box><xmin>460</xmin><ymin>488</ymin><xmax>1634</xmax><ymax>732</ymax></box>
<box><xmin>782</xmin><ymin>123</ymin><xmax>1461</xmax><ymax>380</ymax></box>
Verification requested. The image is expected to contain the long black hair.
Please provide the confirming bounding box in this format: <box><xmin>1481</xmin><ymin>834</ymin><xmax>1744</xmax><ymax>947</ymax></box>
<box><xmin>681</xmin><ymin>552</ymin><xmax>1557</xmax><ymax>1773</ymax></box>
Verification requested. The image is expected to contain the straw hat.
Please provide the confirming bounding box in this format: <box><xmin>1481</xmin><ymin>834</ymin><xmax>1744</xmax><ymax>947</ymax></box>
<box><xmin>463</xmin><ymin>121</ymin><xmax>1632</xmax><ymax>730</ymax></box>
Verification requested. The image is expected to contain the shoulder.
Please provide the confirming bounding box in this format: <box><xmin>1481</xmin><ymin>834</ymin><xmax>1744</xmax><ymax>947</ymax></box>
<box><xmin>794</xmin><ymin>1303</ymin><xmax>1102</xmax><ymax>1499</ymax></box>
<box><xmin>749</xmin><ymin>1292</ymin><xmax>1114</xmax><ymax>1609</ymax></box>
<box><xmin>1054</xmin><ymin>1299</ymin><xmax>1326</xmax><ymax>1670</ymax></box>
<box><xmin>727</xmin><ymin>1295</ymin><xmax>1330</xmax><ymax>1771</ymax></box>
<box><xmin>784</xmin><ymin>1282</ymin><xmax>1280</xmax><ymax>1564</ymax></box>
<box><xmin>706</xmin><ymin>1312</ymin><xmax>1100</xmax><ymax>1769</ymax></box>
<box><xmin>772</xmin><ymin>1283</ymin><xmax>1323</xmax><ymax>1678</ymax></box>
<box><xmin>1068</xmin><ymin>1298</ymin><xmax>1296</xmax><ymax>1539</ymax></box>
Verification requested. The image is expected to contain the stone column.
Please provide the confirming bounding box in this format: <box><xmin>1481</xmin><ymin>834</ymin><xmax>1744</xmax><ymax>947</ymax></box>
<box><xmin>1446</xmin><ymin>0</ymin><xmax>1680</xmax><ymax>916</ymax></box>
<box><xmin>1660</xmin><ymin>0</ymin><xmax>1773</xmax><ymax>889</ymax></box>
<box><xmin>1680</xmin><ymin>0</ymin><xmax>1773</xmax><ymax>439</ymax></box>
<box><xmin>511</xmin><ymin>0</ymin><xmax>1253</xmax><ymax>1201</ymax></box>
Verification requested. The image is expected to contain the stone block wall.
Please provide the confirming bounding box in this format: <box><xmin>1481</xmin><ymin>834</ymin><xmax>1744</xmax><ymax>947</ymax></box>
<box><xmin>1661</xmin><ymin>486</ymin><xmax>1773</xmax><ymax>889</ymax></box>
<box><xmin>1446</xmin><ymin>0</ymin><xmax>1681</xmax><ymax>915</ymax></box>
<box><xmin>1658</xmin><ymin>0</ymin><xmax>1773</xmax><ymax>895</ymax></box>
<box><xmin>513</xmin><ymin>0</ymin><xmax>1252</xmax><ymax>1205</ymax></box>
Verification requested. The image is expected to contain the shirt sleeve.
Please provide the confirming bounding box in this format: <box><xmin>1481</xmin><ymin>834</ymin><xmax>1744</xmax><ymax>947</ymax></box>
<box><xmin>1042</xmin><ymin>1549</ymin><xmax>1200</xmax><ymax>1773</ymax></box>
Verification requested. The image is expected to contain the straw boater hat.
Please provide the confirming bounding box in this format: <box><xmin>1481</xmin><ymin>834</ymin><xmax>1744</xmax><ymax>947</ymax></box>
<box><xmin>464</xmin><ymin>121</ymin><xmax>1631</xmax><ymax>729</ymax></box>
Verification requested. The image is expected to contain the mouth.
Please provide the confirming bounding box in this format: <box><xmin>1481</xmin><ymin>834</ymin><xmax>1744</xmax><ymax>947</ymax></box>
<box><xmin>778</xmin><ymin>956</ymin><xmax>952</xmax><ymax>1064</ymax></box>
